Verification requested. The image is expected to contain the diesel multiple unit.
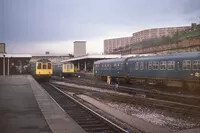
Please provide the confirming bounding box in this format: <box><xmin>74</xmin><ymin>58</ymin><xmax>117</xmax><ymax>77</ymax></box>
<box><xmin>94</xmin><ymin>52</ymin><xmax>200</xmax><ymax>90</ymax></box>
<box><xmin>30</xmin><ymin>59</ymin><xmax>53</xmax><ymax>80</ymax></box>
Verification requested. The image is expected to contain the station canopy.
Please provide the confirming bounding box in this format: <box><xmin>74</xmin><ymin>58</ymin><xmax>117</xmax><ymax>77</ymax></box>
<box><xmin>60</xmin><ymin>54</ymin><xmax>156</xmax><ymax>63</ymax></box>
<box><xmin>0</xmin><ymin>53</ymin><xmax>32</xmax><ymax>58</ymax></box>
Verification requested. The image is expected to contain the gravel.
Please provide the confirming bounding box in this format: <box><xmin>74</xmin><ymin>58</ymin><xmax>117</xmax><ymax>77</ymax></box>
<box><xmin>106</xmin><ymin>102</ymin><xmax>200</xmax><ymax>131</ymax></box>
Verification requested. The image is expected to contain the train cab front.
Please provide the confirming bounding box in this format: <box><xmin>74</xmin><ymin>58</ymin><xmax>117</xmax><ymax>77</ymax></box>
<box><xmin>36</xmin><ymin>61</ymin><xmax>53</xmax><ymax>80</ymax></box>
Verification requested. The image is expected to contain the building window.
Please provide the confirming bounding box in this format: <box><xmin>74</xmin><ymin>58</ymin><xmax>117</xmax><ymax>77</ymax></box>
<box><xmin>160</xmin><ymin>61</ymin><xmax>166</xmax><ymax>70</ymax></box>
<box><xmin>148</xmin><ymin>62</ymin><xmax>152</xmax><ymax>70</ymax></box>
<box><xmin>182</xmin><ymin>60</ymin><xmax>191</xmax><ymax>70</ymax></box>
<box><xmin>167</xmin><ymin>61</ymin><xmax>175</xmax><ymax>70</ymax></box>
<box><xmin>153</xmin><ymin>61</ymin><xmax>159</xmax><ymax>70</ymax></box>
<box><xmin>140</xmin><ymin>62</ymin><xmax>144</xmax><ymax>70</ymax></box>
<box><xmin>135</xmin><ymin>62</ymin><xmax>139</xmax><ymax>70</ymax></box>
<box><xmin>193</xmin><ymin>60</ymin><xmax>200</xmax><ymax>70</ymax></box>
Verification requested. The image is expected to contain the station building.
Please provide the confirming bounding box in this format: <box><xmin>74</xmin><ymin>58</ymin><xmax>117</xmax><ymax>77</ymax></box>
<box><xmin>61</xmin><ymin>54</ymin><xmax>121</xmax><ymax>73</ymax></box>
<box><xmin>0</xmin><ymin>43</ymin><xmax>32</xmax><ymax>75</ymax></box>
<box><xmin>0</xmin><ymin>53</ymin><xmax>32</xmax><ymax>75</ymax></box>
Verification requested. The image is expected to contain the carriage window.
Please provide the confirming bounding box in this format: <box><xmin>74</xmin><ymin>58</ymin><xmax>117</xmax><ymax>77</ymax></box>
<box><xmin>193</xmin><ymin>60</ymin><xmax>200</xmax><ymax>70</ymax></box>
<box><xmin>107</xmin><ymin>64</ymin><xmax>110</xmax><ymax>69</ymax></box>
<box><xmin>105</xmin><ymin>64</ymin><xmax>107</xmax><ymax>70</ymax></box>
<box><xmin>148</xmin><ymin>62</ymin><xmax>152</xmax><ymax>70</ymax></box>
<box><xmin>135</xmin><ymin>62</ymin><xmax>139</xmax><ymax>70</ymax></box>
<box><xmin>140</xmin><ymin>62</ymin><xmax>144</xmax><ymax>70</ymax></box>
<box><xmin>37</xmin><ymin>63</ymin><xmax>41</xmax><ymax>69</ymax></box>
<box><xmin>182</xmin><ymin>60</ymin><xmax>191</xmax><ymax>70</ymax></box>
<box><xmin>116</xmin><ymin>64</ymin><xmax>120</xmax><ymax>70</ymax></box>
<box><xmin>160</xmin><ymin>61</ymin><xmax>166</xmax><ymax>70</ymax></box>
<box><xmin>48</xmin><ymin>63</ymin><xmax>51</xmax><ymax>69</ymax></box>
<box><xmin>153</xmin><ymin>61</ymin><xmax>159</xmax><ymax>70</ymax></box>
<box><xmin>167</xmin><ymin>61</ymin><xmax>175</xmax><ymax>70</ymax></box>
<box><xmin>43</xmin><ymin>64</ymin><xmax>47</xmax><ymax>69</ymax></box>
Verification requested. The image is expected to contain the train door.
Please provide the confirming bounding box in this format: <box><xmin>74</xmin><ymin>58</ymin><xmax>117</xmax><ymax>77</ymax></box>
<box><xmin>176</xmin><ymin>61</ymin><xmax>182</xmax><ymax>71</ymax></box>
<box><xmin>144</xmin><ymin>61</ymin><xmax>148</xmax><ymax>71</ymax></box>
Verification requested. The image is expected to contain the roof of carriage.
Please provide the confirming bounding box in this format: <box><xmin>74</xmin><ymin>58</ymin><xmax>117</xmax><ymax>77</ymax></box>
<box><xmin>128</xmin><ymin>51</ymin><xmax>200</xmax><ymax>61</ymax></box>
<box><xmin>94</xmin><ymin>52</ymin><xmax>200</xmax><ymax>64</ymax></box>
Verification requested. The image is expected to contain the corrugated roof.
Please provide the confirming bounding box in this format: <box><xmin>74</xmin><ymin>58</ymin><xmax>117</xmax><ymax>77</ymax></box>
<box><xmin>31</xmin><ymin>54</ymin><xmax>71</xmax><ymax>57</ymax></box>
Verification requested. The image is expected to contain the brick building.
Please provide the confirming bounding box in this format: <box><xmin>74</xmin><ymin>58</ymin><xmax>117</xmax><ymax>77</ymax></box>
<box><xmin>104</xmin><ymin>36</ymin><xmax>132</xmax><ymax>54</ymax></box>
<box><xmin>104</xmin><ymin>26</ymin><xmax>191</xmax><ymax>54</ymax></box>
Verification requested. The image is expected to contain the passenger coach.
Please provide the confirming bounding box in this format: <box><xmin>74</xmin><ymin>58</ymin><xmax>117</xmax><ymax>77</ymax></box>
<box><xmin>94</xmin><ymin>52</ymin><xmax>200</xmax><ymax>91</ymax></box>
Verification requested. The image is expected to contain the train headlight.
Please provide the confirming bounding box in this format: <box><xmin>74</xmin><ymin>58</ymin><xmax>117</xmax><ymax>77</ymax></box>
<box><xmin>195</xmin><ymin>72</ymin><xmax>200</xmax><ymax>77</ymax></box>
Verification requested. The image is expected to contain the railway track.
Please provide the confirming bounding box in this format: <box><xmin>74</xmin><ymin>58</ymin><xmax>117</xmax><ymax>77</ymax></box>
<box><xmin>40</xmin><ymin>82</ymin><xmax>129</xmax><ymax>133</ymax></box>
<box><xmin>51</xmin><ymin>76</ymin><xmax>200</xmax><ymax>107</ymax></box>
<box><xmin>51</xmin><ymin>83</ymin><xmax>200</xmax><ymax>119</ymax></box>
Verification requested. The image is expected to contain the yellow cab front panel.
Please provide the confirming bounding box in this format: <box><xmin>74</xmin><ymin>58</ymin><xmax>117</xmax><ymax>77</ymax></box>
<box><xmin>36</xmin><ymin>62</ymin><xmax>53</xmax><ymax>75</ymax></box>
<box><xmin>62</xmin><ymin>63</ymin><xmax>74</xmax><ymax>73</ymax></box>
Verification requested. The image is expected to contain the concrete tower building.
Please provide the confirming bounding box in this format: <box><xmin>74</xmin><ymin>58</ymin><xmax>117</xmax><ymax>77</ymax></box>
<box><xmin>74</xmin><ymin>41</ymin><xmax>86</xmax><ymax>57</ymax></box>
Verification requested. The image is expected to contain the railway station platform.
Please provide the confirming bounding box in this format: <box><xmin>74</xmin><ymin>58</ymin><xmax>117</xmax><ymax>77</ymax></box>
<box><xmin>0</xmin><ymin>75</ymin><xmax>86</xmax><ymax>133</ymax></box>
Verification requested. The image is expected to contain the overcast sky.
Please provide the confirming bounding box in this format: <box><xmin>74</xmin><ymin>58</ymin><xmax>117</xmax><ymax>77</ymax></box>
<box><xmin>0</xmin><ymin>0</ymin><xmax>200</xmax><ymax>54</ymax></box>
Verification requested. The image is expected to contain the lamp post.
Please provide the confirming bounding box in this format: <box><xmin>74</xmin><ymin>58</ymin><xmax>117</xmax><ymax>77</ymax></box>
<box><xmin>3</xmin><ymin>54</ymin><xmax>5</xmax><ymax>76</ymax></box>
<box><xmin>7</xmin><ymin>57</ymin><xmax>9</xmax><ymax>75</ymax></box>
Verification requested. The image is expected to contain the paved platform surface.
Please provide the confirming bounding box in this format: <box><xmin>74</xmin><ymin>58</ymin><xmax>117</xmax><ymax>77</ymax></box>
<box><xmin>0</xmin><ymin>75</ymin><xmax>52</xmax><ymax>133</ymax></box>
<box><xmin>28</xmin><ymin>75</ymin><xmax>86</xmax><ymax>133</ymax></box>
<box><xmin>0</xmin><ymin>75</ymin><xmax>86</xmax><ymax>133</ymax></box>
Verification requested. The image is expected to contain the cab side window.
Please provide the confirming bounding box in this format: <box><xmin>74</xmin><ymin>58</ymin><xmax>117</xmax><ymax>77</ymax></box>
<box><xmin>67</xmin><ymin>64</ymin><xmax>71</xmax><ymax>70</ymax></box>
<box><xmin>48</xmin><ymin>63</ymin><xmax>51</xmax><ymax>69</ymax></box>
<box><xmin>37</xmin><ymin>63</ymin><xmax>41</xmax><ymax>69</ymax></box>
<box><xmin>64</xmin><ymin>64</ymin><xmax>67</xmax><ymax>69</ymax></box>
